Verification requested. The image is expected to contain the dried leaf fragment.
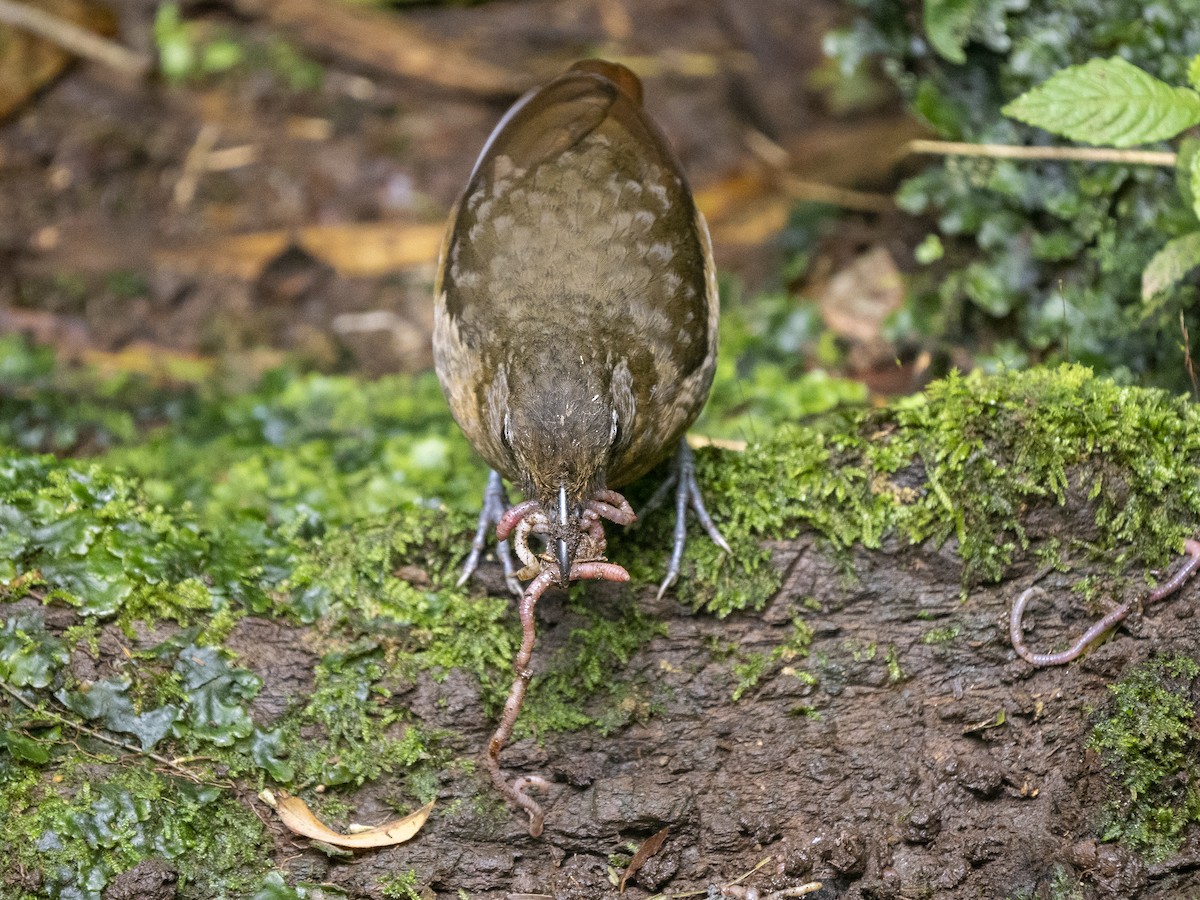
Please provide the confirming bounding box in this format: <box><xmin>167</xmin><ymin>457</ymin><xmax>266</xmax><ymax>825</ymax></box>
<box><xmin>619</xmin><ymin>826</ymin><xmax>669</xmax><ymax>893</ymax></box>
<box><xmin>260</xmin><ymin>789</ymin><xmax>432</xmax><ymax>849</ymax></box>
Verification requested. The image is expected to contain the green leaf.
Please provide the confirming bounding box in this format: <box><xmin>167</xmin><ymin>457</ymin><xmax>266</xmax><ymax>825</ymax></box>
<box><xmin>174</xmin><ymin>645</ymin><xmax>258</xmax><ymax>745</ymax></box>
<box><xmin>1176</xmin><ymin>137</ymin><xmax>1200</xmax><ymax>211</ymax></box>
<box><xmin>244</xmin><ymin>727</ymin><xmax>294</xmax><ymax>783</ymax></box>
<box><xmin>0</xmin><ymin>617</ymin><xmax>69</xmax><ymax>688</ymax></box>
<box><xmin>1142</xmin><ymin>231</ymin><xmax>1200</xmax><ymax>301</ymax></box>
<box><xmin>1189</xmin><ymin>54</ymin><xmax>1200</xmax><ymax>93</ymax></box>
<box><xmin>923</xmin><ymin>0</ymin><xmax>981</xmax><ymax>64</ymax></box>
<box><xmin>1003</xmin><ymin>58</ymin><xmax>1200</xmax><ymax>148</ymax></box>
<box><xmin>55</xmin><ymin>679</ymin><xmax>179</xmax><ymax>750</ymax></box>
<box><xmin>0</xmin><ymin>729</ymin><xmax>50</xmax><ymax>764</ymax></box>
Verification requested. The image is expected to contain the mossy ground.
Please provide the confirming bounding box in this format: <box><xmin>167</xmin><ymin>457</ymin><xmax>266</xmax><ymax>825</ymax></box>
<box><xmin>3</xmin><ymin>334</ymin><xmax>1200</xmax><ymax>894</ymax></box>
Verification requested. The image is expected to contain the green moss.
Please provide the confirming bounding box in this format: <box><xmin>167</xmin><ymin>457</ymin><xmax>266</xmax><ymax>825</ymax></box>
<box><xmin>1089</xmin><ymin>655</ymin><xmax>1200</xmax><ymax>860</ymax></box>
<box><xmin>728</xmin><ymin>618</ymin><xmax>815</xmax><ymax>701</ymax></box>
<box><xmin>0</xmin><ymin>761</ymin><xmax>270</xmax><ymax>899</ymax></box>
<box><xmin>676</xmin><ymin>364</ymin><xmax>1200</xmax><ymax>614</ymax></box>
<box><xmin>520</xmin><ymin>598</ymin><xmax>666</xmax><ymax>736</ymax></box>
<box><xmin>921</xmin><ymin>625</ymin><xmax>961</xmax><ymax>645</ymax></box>
<box><xmin>380</xmin><ymin>870</ymin><xmax>423</xmax><ymax>900</ymax></box>
<box><xmin>275</xmin><ymin>643</ymin><xmax>443</xmax><ymax>792</ymax></box>
<box><xmin>885</xmin><ymin>644</ymin><xmax>905</xmax><ymax>683</ymax></box>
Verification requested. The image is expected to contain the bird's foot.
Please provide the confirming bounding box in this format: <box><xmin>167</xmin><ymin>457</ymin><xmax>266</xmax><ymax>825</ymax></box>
<box><xmin>458</xmin><ymin>469</ymin><xmax>523</xmax><ymax>595</ymax></box>
<box><xmin>486</xmin><ymin>562</ymin><xmax>628</xmax><ymax>836</ymax></box>
<box><xmin>1010</xmin><ymin>537</ymin><xmax>1200</xmax><ymax>666</ymax></box>
<box><xmin>643</xmin><ymin>440</ymin><xmax>731</xmax><ymax>600</ymax></box>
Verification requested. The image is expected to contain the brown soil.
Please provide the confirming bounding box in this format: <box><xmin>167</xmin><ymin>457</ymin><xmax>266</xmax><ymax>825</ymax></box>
<box><xmin>244</xmin><ymin>535</ymin><xmax>1200</xmax><ymax>899</ymax></box>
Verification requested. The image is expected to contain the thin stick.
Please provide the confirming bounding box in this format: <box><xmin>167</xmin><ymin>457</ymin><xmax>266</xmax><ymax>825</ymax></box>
<box><xmin>906</xmin><ymin>139</ymin><xmax>1176</xmax><ymax>167</ymax></box>
<box><xmin>0</xmin><ymin>680</ymin><xmax>207</xmax><ymax>783</ymax></box>
<box><xmin>744</xmin><ymin>128</ymin><xmax>894</xmax><ymax>213</ymax></box>
<box><xmin>778</xmin><ymin>174</ymin><xmax>894</xmax><ymax>213</ymax></box>
<box><xmin>0</xmin><ymin>0</ymin><xmax>151</xmax><ymax>78</ymax></box>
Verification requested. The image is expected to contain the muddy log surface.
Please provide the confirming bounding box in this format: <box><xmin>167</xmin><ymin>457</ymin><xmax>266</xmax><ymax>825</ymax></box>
<box><xmin>238</xmin><ymin>534</ymin><xmax>1200</xmax><ymax>900</ymax></box>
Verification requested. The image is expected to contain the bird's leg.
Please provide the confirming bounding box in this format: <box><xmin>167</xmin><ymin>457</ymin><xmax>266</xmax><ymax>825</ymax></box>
<box><xmin>1010</xmin><ymin>537</ymin><xmax>1200</xmax><ymax>666</ymax></box>
<box><xmin>655</xmin><ymin>440</ymin><xmax>732</xmax><ymax>600</ymax></box>
<box><xmin>486</xmin><ymin>560</ymin><xmax>629</xmax><ymax>836</ymax></box>
<box><xmin>458</xmin><ymin>470</ymin><xmax>523</xmax><ymax>596</ymax></box>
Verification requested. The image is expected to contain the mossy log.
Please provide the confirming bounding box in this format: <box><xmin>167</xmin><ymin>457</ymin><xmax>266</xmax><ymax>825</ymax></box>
<box><xmin>2</xmin><ymin>364</ymin><xmax>1200</xmax><ymax>899</ymax></box>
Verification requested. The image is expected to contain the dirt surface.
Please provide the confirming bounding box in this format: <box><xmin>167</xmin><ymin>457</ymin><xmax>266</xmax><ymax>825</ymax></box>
<box><xmin>0</xmin><ymin>0</ymin><xmax>922</xmax><ymax>380</ymax></box>
<box><xmin>234</xmin><ymin>532</ymin><xmax>1200</xmax><ymax>899</ymax></box>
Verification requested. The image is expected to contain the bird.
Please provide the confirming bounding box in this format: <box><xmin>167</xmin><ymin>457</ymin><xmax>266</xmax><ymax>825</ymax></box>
<box><xmin>432</xmin><ymin>58</ymin><xmax>729</xmax><ymax>835</ymax></box>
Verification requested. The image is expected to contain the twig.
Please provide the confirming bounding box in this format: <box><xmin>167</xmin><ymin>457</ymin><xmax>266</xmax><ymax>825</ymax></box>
<box><xmin>906</xmin><ymin>139</ymin><xmax>1176</xmax><ymax>167</ymax></box>
<box><xmin>0</xmin><ymin>0</ymin><xmax>151</xmax><ymax>78</ymax></box>
<box><xmin>174</xmin><ymin>123</ymin><xmax>221</xmax><ymax>209</ymax></box>
<box><xmin>778</xmin><ymin>174</ymin><xmax>895</xmax><ymax>213</ymax></box>
<box><xmin>0</xmin><ymin>680</ymin><xmax>208</xmax><ymax>783</ymax></box>
<box><xmin>745</xmin><ymin>128</ymin><xmax>895</xmax><ymax>213</ymax></box>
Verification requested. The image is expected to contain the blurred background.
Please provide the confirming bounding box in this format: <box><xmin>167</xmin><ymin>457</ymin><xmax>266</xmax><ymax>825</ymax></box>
<box><xmin>2</xmin><ymin>0</ymin><xmax>1199</xmax><ymax>444</ymax></box>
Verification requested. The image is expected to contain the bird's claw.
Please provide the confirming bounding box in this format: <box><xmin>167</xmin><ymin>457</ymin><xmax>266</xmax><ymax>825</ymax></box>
<box><xmin>459</xmin><ymin>470</ymin><xmax>523</xmax><ymax>595</ymax></box>
<box><xmin>654</xmin><ymin>440</ymin><xmax>731</xmax><ymax>600</ymax></box>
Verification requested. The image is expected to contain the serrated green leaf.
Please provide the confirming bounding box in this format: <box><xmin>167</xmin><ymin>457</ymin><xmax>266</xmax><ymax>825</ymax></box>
<box><xmin>1142</xmin><ymin>231</ymin><xmax>1200</xmax><ymax>301</ymax></box>
<box><xmin>1189</xmin><ymin>54</ymin><xmax>1200</xmax><ymax>93</ymax></box>
<box><xmin>1003</xmin><ymin>57</ymin><xmax>1200</xmax><ymax>148</ymax></box>
<box><xmin>923</xmin><ymin>0</ymin><xmax>981</xmax><ymax>64</ymax></box>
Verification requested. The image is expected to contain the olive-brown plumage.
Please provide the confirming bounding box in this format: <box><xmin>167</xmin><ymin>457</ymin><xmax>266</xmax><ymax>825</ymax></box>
<box><xmin>434</xmin><ymin>60</ymin><xmax>719</xmax><ymax>584</ymax></box>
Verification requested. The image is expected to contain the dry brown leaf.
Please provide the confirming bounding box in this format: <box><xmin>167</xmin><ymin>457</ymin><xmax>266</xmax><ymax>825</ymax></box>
<box><xmin>818</xmin><ymin>246</ymin><xmax>904</xmax><ymax>345</ymax></box>
<box><xmin>619</xmin><ymin>826</ymin><xmax>669</xmax><ymax>893</ymax></box>
<box><xmin>80</xmin><ymin>343</ymin><xmax>217</xmax><ymax>384</ymax></box>
<box><xmin>230</xmin><ymin>0</ymin><xmax>526</xmax><ymax>95</ymax></box>
<box><xmin>0</xmin><ymin>0</ymin><xmax>115</xmax><ymax>120</ymax></box>
<box><xmin>155</xmin><ymin>221</ymin><xmax>445</xmax><ymax>280</ymax></box>
<box><xmin>260</xmin><ymin>789</ymin><xmax>433</xmax><ymax>849</ymax></box>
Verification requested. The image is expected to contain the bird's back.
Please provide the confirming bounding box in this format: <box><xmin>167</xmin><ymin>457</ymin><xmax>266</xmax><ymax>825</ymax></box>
<box><xmin>435</xmin><ymin>61</ymin><xmax>718</xmax><ymax>488</ymax></box>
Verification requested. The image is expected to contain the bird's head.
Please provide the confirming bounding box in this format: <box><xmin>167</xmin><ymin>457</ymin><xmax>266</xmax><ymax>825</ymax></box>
<box><xmin>500</xmin><ymin>359</ymin><xmax>626</xmax><ymax>585</ymax></box>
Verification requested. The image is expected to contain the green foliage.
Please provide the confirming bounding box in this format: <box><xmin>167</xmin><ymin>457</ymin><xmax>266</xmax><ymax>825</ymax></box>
<box><xmin>1143</xmin><ymin>232</ymin><xmax>1200</xmax><ymax>306</ymax></box>
<box><xmin>521</xmin><ymin>600</ymin><xmax>666</xmax><ymax>735</ymax></box>
<box><xmin>1003</xmin><ymin>58</ymin><xmax>1200</xmax><ymax>148</ymax></box>
<box><xmin>154</xmin><ymin>2</ymin><xmax>244</xmax><ymax>82</ymax></box>
<box><xmin>829</xmin><ymin>0</ymin><xmax>1200</xmax><ymax>388</ymax></box>
<box><xmin>153</xmin><ymin>3</ymin><xmax>321</xmax><ymax>90</ymax></box>
<box><xmin>0</xmin><ymin>763</ymin><xmax>269</xmax><ymax>899</ymax></box>
<box><xmin>380</xmin><ymin>869</ymin><xmax>423</xmax><ymax>900</ymax></box>
<box><xmin>697</xmin><ymin>286</ymin><xmax>868</xmax><ymax>443</ymax></box>
<box><xmin>0</xmin><ymin>454</ymin><xmax>266</xmax><ymax>619</ymax></box>
<box><xmin>0</xmin><ymin>615</ymin><xmax>68</xmax><ymax>688</ymax></box>
<box><xmin>686</xmin><ymin>364</ymin><xmax>1200</xmax><ymax>613</ymax></box>
<box><xmin>1089</xmin><ymin>655</ymin><xmax>1200</xmax><ymax>859</ymax></box>
<box><xmin>277</xmin><ymin>644</ymin><xmax>439</xmax><ymax>790</ymax></box>
<box><xmin>1002</xmin><ymin>59</ymin><xmax>1200</xmax><ymax>304</ymax></box>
